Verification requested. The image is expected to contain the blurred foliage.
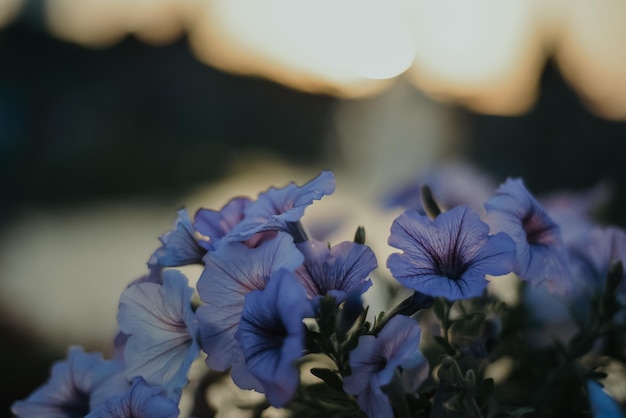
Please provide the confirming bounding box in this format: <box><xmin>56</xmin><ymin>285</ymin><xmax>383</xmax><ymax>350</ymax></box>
<box><xmin>467</xmin><ymin>62</ymin><xmax>626</xmax><ymax>226</ymax></box>
<box><xmin>0</xmin><ymin>19</ymin><xmax>335</xmax><ymax>220</ymax></box>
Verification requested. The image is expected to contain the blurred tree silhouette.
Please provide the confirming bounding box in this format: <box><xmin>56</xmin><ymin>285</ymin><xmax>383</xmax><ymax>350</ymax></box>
<box><xmin>467</xmin><ymin>62</ymin><xmax>626</xmax><ymax>226</ymax></box>
<box><xmin>0</xmin><ymin>20</ymin><xmax>335</xmax><ymax>223</ymax></box>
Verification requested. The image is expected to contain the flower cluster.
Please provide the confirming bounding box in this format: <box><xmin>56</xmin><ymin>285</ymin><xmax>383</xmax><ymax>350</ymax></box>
<box><xmin>14</xmin><ymin>168</ymin><xmax>626</xmax><ymax>418</ymax></box>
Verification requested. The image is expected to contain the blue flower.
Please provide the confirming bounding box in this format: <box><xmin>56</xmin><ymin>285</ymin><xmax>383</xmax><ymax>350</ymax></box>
<box><xmin>117</xmin><ymin>269</ymin><xmax>200</xmax><ymax>401</ymax></box>
<box><xmin>194</xmin><ymin>196</ymin><xmax>252</xmax><ymax>250</ymax></box>
<box><xmin>235</xmin><ymin>268</ymin><xmax>313</xmax><ymax>407</ymax></box>
<box><xmin>387</xmin><ymin>206</ymin><xmax>515</xmax><ymax>300</ymax></box>
<box><xmin>485</xmin><ymin>178</ymin><xmax>572</xmax><ymax>294</ymax></box>
<box><xmin>85</xmin><ymin>378</ymin><xmax>179</xmax><ymax>418</ymax></box>
<box><xmin>195</xmin><ymin>232</ymin><xmax>304</xmax><ymax>391</ymax></box>
<box><xmin>12</xmin><ymin>347</ymin><xmax>128</xmax><ymax>418</ymax></box>
<box><xmin>586</xmin><ymin>380</ymin><xmax>625</xmax><ymax>418</ymax></box>
<box><xmin>540</xmin><ymin>182</ymin><xmax>611</xmax><ymax>245</ymax></box>
<box><xmin>343</xmin><ymin>315</ymin><xmax>426</xmax><ymax>418</ymax></box>
<box><xmin>295</xmin><ymin>240</ymin><xmax>376</xmax><ymax>304</ymax></box>
<box><xmin>567</xmin><ymin>226</ymin><xmax>626</xmax><ymax>296</ymax></box>
<box><xmin>383</xmin><ymin>160</ymin><xmax>496</xmax><ymax>214</ymax></box>
<box><xmin>225</xmin><ymin>171</ymin><xmax>335</xmax><ymax>242</ymax></box>
<box><xmin>150</xmin><ymin>209</ymin><xmax>206</xmax><ymax>267</ymax></box>
<box><xmin>113</xmin><ymin>268</ymin><xmax>165</xmax><ymax>362</ymax></box>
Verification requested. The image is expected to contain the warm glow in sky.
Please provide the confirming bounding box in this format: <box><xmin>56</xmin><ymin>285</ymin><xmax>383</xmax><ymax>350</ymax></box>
<box><xmin>0</xmin><ymin>0</ymin><xmax>23</xmax><ymax>29</ymax></box>
<box><xmin>188</xmin><ymin>0</ymin><xmax>398</xmax><ymax>97</ymax></box>
<box><xmin>405</xmin><ymin>0</ymin><xmax>544</xmax><ymax>115</ymax></box>
<box><xmin>554</xmin><ymin>0</ymin><xmax>626</xmax><ymax>119</ymax></box>
<box><xmin>270</xmin><ymin>0</ymin><xmax>416</xmax><ymax>81</ymax></box>
<box><xmin>45</xmin><ymin>0</ymin><xmax>195</xmax><ymax>46</ymax></box>
<box><xmin>2</xmin><ymin>0</ymin><xmax>620</xmax><ymax>118</ymax></box>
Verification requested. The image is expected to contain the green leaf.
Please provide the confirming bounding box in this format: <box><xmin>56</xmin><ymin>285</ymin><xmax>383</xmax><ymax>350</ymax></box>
<box><xmin>406</xmin><ymin>395</ymin><xmax>432</xmax><ymax>416</ymax></box>
<box><xmin>476</xmin><ymin>378</ymin><xmax>494</xmax><ymax>408</ymax></box>
<box><xmin>433</xmin><ymin>336</ymin><xmax>457</xmax><ymax>356</ymax></box>
<box><xmin>287</xmin><ymin>383</ymin><xmax>365</xmax><ymax>418</ymax></box>
<box><xmin>450</xmin><ymin>311</ymin><xmax>486</xmax><ymax>335</ymax></box>
<box><xmin>432</xmin><ymin>297</ymin><xmax>449</xmax><ymax>321</ymax></box>
<box><xmin>481</xmin><ymin>378</ymin><xmax>494</xmax><ymax>398</ymax></box>
<box><xmin>420</xmin><ymin>184</ymin><xmax>443</xmax><ymax>219</ymax></box>
<box><xmin>353</xmin><ymin>226</ymin><xmax>366</xmax><ymax>245</ymax></box>
<box><xmin>587</xmin><ymin>370</ymin><xmax>608</xmax><ymax>381</ymax></box>
<box><xmin>605</xmin><ymin>260</ymin><xmax>623</xmax><ymax>301</ymax></box>
<box><xmin>310</xmin><ymin>368</ymin><xmax>344</xmax><ymax>392</ymax></box>
<box><xmin>437</xmin><ymin>356</ymin><xmax>464</xmax><ymax>384</ymax></box>
<box><xmin>454</xmin><ymin>311</ymin><xmax>486</xmax><ymax>323</ymax></box>
<box><xmin>306</xmin><ymin>329</ymin><xmax>324</xmax><ymax>353</ymax></box>
<box><xmin>568</xmin><ymin>333</ymin><xmax>594</xmax><ymax>359</ymax></box>
<box><xmin>496</xmin><ymin>406</ymin><xmax>535</xmax><ymax>417</ymax></box>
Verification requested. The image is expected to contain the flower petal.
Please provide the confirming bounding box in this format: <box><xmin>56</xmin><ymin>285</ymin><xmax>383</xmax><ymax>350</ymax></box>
<box><xmin>151</xmin><ymin>209</ymin><xmax>206</xmax><ymax>267</ymax></box>
<box><xmin>117</xmin><ymin>270</ymin><xmax>199</xmax><ymax>401</ymax></box>
<box><xmin>85</xmin><ymin>378</ymin><xmax>179</xmax><ymax>418</ymax></box>
<box><xmin>194</xmin><ymin>197</ymin><xmax>251</xmax><ymax>250</ymax></box>
<box><xmin>196</xmin><ymin>232</ymin><xmax>304</xmax><ymax>375</ymax></box>
<box><xmin>235</xmin><ymin>268</ymin><xmax>312</xmax><ymax>407</ymax></box>
<box><xmin>226</xmin><ymin>171</ymin><xmax>335</xmax><ymax>242</ymax></box>
<box><xmin>344</xmin><ymin>315</ymin><xmax>424</xmax><ymax>418</ymax></box>
<box><xmin>296</xmin><ymin>240</ymin><xmax>376</xmax><ymax>302</ymax></box>
<box><xmin>485</xmin><ymin>178</ymin><xmax>572</xmax><ymax>294</ymax></box>
<box><xmin>12</xmin><ymin>347</ymin><xmax>127</xmax><ymax>418</ymax></box>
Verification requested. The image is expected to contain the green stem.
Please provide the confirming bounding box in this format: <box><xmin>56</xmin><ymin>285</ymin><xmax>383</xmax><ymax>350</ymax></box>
<box><xmin>286</xmin><ymin>221</ymin><xmax>309</xmax><ymax>243</ymax></box>
<box><xmin>374</xmin><ymin>292</ymin><xmax>433</xmax><ymax>335</ymax></box>
<box><xmin>440</xmin><ymin>299</ymin><xmax>452</xmax><ymax>344</ymax></box>
<box><xmin>382</xmin><ymin>370</ymin><xmax>410</xmax><ymax>418</ymax></box>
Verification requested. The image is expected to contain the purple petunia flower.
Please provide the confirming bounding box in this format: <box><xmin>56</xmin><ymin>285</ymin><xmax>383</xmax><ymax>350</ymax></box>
<box><xmin>194</xmin><ymin>196</ymin><xmax>252</xmax><ymax>251</ymax></box>
<box><xmin>540</xmin><ymin>182</ymin><xmax>611</xmax><ymax>245</ymax></box>
<box><xmin>12</xmin><ymin>346</ymin><xmax>128</xmax><ymax>418</ymax></box>
<box><xmin>383</xmin><ymin>160</ymin><xmax>496</xmax><ymax>215</ymax></box>
<box><xmin>195</xmin><ymin>232</ymin><xmax>304</xmax><ymax>391</ymax></box>
<box><xmin>387</xmin><ymin>206</ymin><xmax>515</xmax><ymax>300</ymax></box>
<box><xmin>485</xmin><ymin>178</ymin><xmax>572</xmax><ymax>294</ymax></box>
<box><xmin>235</xmin><ymin>268</ymin><xmax>313</xmax><ymax>407</ymax></box>
<box><xmin>85</xmin><ymin>378</ymin><xmax>179</xmax><ymax>418</ymax></box>
<box><xmin>343</xmin><ymin>315</ymin><xmax>426</xmax><ymax>418</ymax></box>
<box><xmin>150</xmin><ymin>209</ymin><xmax>207</xmax><ymax>267</ymax></box>
<box><xmin>113</xmin><ymin>267</ymin><xmax>165</xmax><ymax>362</ymax></box>
<box><xmin>567</xmin><ymin>226</ymin><xmax>626</xmax><ymax>296</ymax></box>
<box><xmin>117</xmin><ymin>269</ymin><xmax>200</xmax><ymax>401</ymax></box>
<box><xmin>295</xmin><ymin>240</ymin><xmax>376</xmax><ymax>304</ymax></box>
<box><xmin>225</xmin><ymin>171</ymin><xmax>335</xmax><ymax>242</ymax></box>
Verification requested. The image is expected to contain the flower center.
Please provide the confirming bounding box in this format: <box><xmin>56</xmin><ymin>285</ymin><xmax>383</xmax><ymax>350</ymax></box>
<box><xmin>522</xmin><ymin>212</ymin><xmax>553</xmax><ymax>245</ymax></box>
<box><xmin>441</xmin><ymin>264</ymin><xmax>465</xmax><ymax>281</ymax></box>
<box><xmin>60</xmin><ymin>390</ymin><xmax>90</xmax><ymax>418</ymax></box>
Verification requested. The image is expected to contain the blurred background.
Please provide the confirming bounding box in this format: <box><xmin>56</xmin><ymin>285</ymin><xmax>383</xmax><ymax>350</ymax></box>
<box><xmin>2</xmin><ymin>0</ymin><xmax>626</xmax><ymax>414</ymax></box>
